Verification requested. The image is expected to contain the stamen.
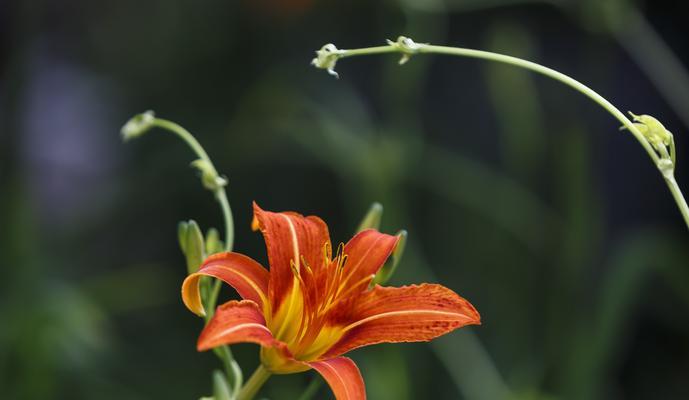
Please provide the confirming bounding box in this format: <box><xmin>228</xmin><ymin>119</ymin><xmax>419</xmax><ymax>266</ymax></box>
<box><xmin>336</xmin><ymin>242</ymin><xmax>345</xmax><ymax>260</ymax></box>
<box><xmin>340</xmin><ymin>274</ymin><xmax>375</xmax><ymax>298</ymax></box>
<box><xmin>323</xmin><ymin>266</ymin><xmax>344</xmax><ymax>306</ymax></box>
<box><xmin>294</xmin><ymin>319</ymin><xmax>307</xmax><ymax>343</ymax></box>
<box><xmin>323</xmin><ymin>241</ymin><xmax>332</xmax><ymax>264</ymax></box>
<box><xmin>322</xmin><ymin>274</ymin><xmax>375</xmax><ymax>315</ymax></box>
<box><xmin>301</xmin><ymin>255</ymin><xmax>313</xmax><ymax>275</ymax></box>
<box><xmin>290</xmin><ymin>259</ymin><xmax>299</xmax><ymax>277</ymax></box>
<box><xmin>294</xmin><ymin>296</ymin><xmax>312</xmax><ymax>342</ymax></box>
<box><xmin>290</xmin><ymin>242</ymin><xmax>361</xmax><ymax>358</ymax></box>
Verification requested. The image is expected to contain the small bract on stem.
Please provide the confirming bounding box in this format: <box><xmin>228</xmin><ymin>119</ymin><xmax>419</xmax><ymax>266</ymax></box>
<box><xmin>311</xmin><ymin>36</ymin><xmax>689</xmax><ymax>230</ymax></box>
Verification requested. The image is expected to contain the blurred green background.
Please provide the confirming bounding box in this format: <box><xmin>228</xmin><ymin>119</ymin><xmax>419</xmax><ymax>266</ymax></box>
<box><xmin>2</xmin><ymin>0</ymin><xmax>689</xmax><ymax>399</ymax></box>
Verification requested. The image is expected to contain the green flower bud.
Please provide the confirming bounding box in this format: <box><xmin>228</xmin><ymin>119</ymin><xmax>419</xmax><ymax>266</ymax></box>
<box><xmin>311</xmin><ymin>43</ymin><xmax>343</xmax><ymax>78</ymax></box>
<box><xmin>628</xmin><ymin>112</ymin><xmax>673</xmax><ymax>151</ymax></box>
<box><xmin>178</xmin><ymin>221</ymin><xmax>189</xmax><ymax>254</ymax></box>
<box><xmin>191</xmin><ymin>159</ymin><xmax>228</xmax><ymax>192</ymax></box>
<box><xmin>179</xmin><ymin>220</ymin><xmax>206</xmax><ymax>274</ymax></box>
<box><xmin>205</xmin><ymin>227</ymin><xmax>225</xmax><ymax>256</ymax></box>
<box><xmin>386</xmin><ymin>36</ymin><xmax>426</xmax><ymax>65</ymax></box>
<box><xmin>373</xmin><ymin>230</ymin><xmax>407</xmax><ymax>286</ymax></box>
<box><xmin>356</xmin><ymin>202</ymin><xmax>383</xmax><ymax>233</ymax></box>
<box><xmin>624</xmin><ymin>111</ymin><xmax>676</xmax><ymax>170</ymax></box>
<box><xmin>121</xmin><ymin>110</ymin><xmax>155</xmax><ymax>141</ymax></box>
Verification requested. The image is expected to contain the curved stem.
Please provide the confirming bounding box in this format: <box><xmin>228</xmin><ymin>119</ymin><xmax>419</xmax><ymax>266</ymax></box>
<box><xmin>216</xmin><ymin>190</ymin><xmax>235</xmax><ymax>252</ymax></box>
<box><xmin>296</xmin><ymin>377</ymin><xmax>322</xmax><ymax>400</ymax></box>
<box><xmin>421</xmin><ymin>46</ymin><xmax>656</xmax><ymax>157</ymax></box>
<box><xmin>665</xmin><ymin>175</ymin><xmax>689</xmax><ymax>225</ymax></box>
<box><xmin>206</xmin><ymin>279</ymin><xmax>223</xmax><ymax>320</ymax></box>
<box><xmin>338</xmin><ymin>44</ymin><xmax>657</xmax><ymax>163</ymax></box>
<box><xmin>335</xmin><ymin>42</ymin><xmax>689</xmax><ymax>229</ymax></box>
<box><xmin>151</xmin><ymin>119</ymin><xmax>235</xmax><ymax>252</ymax></box>
<box><xmin>237</xmin><ymin>365</ymin><xmax>271</xmax><ymax>400</ymax></box>
<box><xmin>148</xmin><ymin>118</ymin><xmax>237</xmax><ymax>382</ymax></box>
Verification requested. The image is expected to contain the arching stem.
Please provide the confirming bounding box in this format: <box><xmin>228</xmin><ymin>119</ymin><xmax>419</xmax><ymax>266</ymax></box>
<box><xmin>316</xmin><ymin>38</ymin><xmax>689</xmax><ymax>229</ymax></box>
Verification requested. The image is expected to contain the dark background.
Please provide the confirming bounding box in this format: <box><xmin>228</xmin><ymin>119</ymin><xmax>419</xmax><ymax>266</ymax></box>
<box><xmin>1</xmin><ymin>0</ymin><xmax>689</xmax><ymax>399</ymax></box>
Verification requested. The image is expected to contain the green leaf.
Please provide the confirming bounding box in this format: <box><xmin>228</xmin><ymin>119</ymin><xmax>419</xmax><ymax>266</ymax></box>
<box><xmin>356</xmin><ymin>202</ymin><xmax>383</xmax><ymax>233</ymax></box>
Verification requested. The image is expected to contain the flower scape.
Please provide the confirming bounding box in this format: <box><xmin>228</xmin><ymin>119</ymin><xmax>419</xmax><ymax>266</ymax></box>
<box><xmin>182</xmin><ymin>203</ymin><xmax>481</xmax><ymax>399</ymax></box>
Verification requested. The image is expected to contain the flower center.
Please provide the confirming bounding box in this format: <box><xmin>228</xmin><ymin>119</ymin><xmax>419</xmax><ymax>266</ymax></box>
<box><xmin>268</xmin><ymin>242</ymin><xmax>373</xmax><ymax>361</ymax></box>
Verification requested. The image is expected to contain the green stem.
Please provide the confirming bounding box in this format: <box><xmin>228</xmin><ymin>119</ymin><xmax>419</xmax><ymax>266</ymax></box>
<box><xmin>151</xmin><ymin>119</ymin><xmax>235</xmax><ymax>252</ymax></box>
<box><xmin>206</xmin><ymin>279</ymin><xmax>223</xmax><ymax>320</ymax></box>
<box><xmin>340</xmin><ymin>45</ymin><xmax>397</xmax><ymax>58</ymax></box>
<box><xmin>217</xmin><ymin>190</ymin><xmax>235</xmax><ymax>252</ymax></box>
<box><xmin>296</xmin><ymin>378</ymin><xmax>322</xmax><ymax>400</ymax></box>
<box><xmin>149</xmin><ymin>118</ymin><xmax>237</xmax><ymax>381</ymax></box>
<box><xmin>665</xmin><ymin>175</ymin><xmax>689</xmax><ymax>226</ymax></box>
<box><xmin>335</xmin><ymin>42</ymin><xmax>689</xmax><ymax>230</ymax></box>
<box><xmin>237</xmin><ymin>365</ymin><xmax>271</xmax><ymax>400</ymax></box>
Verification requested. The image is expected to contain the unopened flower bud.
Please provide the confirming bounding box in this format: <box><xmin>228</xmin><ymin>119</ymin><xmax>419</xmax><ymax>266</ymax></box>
<box><xmin>121</xmin><ymin>110</ymin><xmax>155</xmax><ymax>141</ymax></box>
<box><xmin>356</xmin><ymin>202</ymin><xmax>383</xmax><ymax>233</ymax></box>
<box><xmin>205</xmin><ymin>227</ymin><xmax>224</xmax><ymax>256</ymax></box>
<box><xmin>179</xmin><ymin>219</ymin><xmax>206</xmax><ymax>274</ymax></box>
<box><xmin>373</xmin><ymin>229</ymin><xmax>407</xmax><ymax>286</ymax></box>
<box><xmin>311</xmin><ymin>43</ymin><xmax>343</xmax><ymax>78</ymax></box>
<box><xmin>627</xmin><ymin>112</ymin><xmax>673</xmax><ymax>152</ymax></box>
<box><xmin>178</xmin><ymin>221</ymin><xmax>190</xmax><ymax>254</ymax></box>
<box><xmin>191</xmin><ymin>159</ymin><xmax>228</xmax><ymax>191</ymax></box>
<box><xmin>386</xmin><ymin>36</ymin><xmax>426</xmax><ymax>65</ymax></box>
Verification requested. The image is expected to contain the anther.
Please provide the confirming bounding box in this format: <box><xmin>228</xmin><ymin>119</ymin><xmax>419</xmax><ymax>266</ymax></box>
<box><xmin>290</xmin><ymin>259</ymin><xmax>299</xmax><ymax>277</ymax></box>
<box><xmin>301</xmin><ymin>255</ymin><xmax>313</xmax><ymax>275</ymax></box>
<box><xmin>340</xmin><ymin>254</ymin><xmax>348</xmax><ymax>269</ymax></box>
<box><xmin>323</xmin><ymin>241</ymin><xmax>332</xmax><ymax>263</ymax></box>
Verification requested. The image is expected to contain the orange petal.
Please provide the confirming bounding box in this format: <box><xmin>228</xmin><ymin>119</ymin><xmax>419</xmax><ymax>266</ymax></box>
<box><xmin>198</xmin><ymin>300</ymin><xmax>279</xmax><ymax>351</ymax></box>
<box><xmin>182</xmin><ymin>252</ymin><xmax>269</xmax><ymax>316</ymax></box>
<box><xmin>323</xmin><ymin>284</ymin><xmax>480</xmax><ymax>358</ymax></box>
<box><xmin>341</xmin><ymin>229</ymin><xmax>399</xmax><ymax>288</ymax></box>
<box><xmin>252</xmin><ymin>202</ymin><xmax>330</xmax><ymax>311</ymax></box>
<box><xmin>308</xmin><ymin>357</ymin><xmax>366</xmax><ymax>400</ymax></box>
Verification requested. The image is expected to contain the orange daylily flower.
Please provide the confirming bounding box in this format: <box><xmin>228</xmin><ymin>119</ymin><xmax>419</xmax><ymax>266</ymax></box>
<box><xmin>182</xmin><ymin>203</ymin><xmax>480</xmax><ymax>400</ymax></box>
